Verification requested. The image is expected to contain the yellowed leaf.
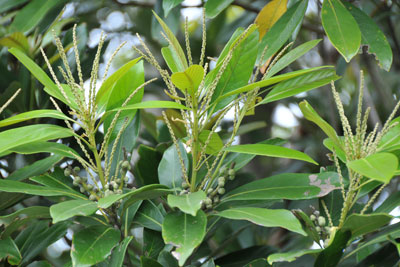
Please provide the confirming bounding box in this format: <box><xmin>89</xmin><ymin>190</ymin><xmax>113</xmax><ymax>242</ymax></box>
<box><xmin>255</xmin><ymin>0</ymin><xmax>288</xmax><ymax>40</ymax></box>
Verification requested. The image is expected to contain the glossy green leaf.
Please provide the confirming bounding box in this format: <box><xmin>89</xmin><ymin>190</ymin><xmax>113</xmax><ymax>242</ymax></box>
<box><xmin>378</xmin><ymin>118</ymin><xmax>400</xmax><ymax>152</ymax></box>
<box><xmin>0</xmin><ymin>237</ymin><xmax>22</xmax><ymax>265</ymax></box>
<box><xmin>217</xmin><ymin>207</ymin><xmax>306</xmax><ymax>236</ymax></box>
<box><xmin>71</xmin><ymin>226</ymin><xmax>120</xmax><ymax>267</ymax></box>
<box><xmin>221</xmin><ymin>172</ymin><xmax>340</xmax><ymax>203</ymax></box>
<box><xmin>299</xmin><ymin>100</ymin><xmax>342</xmax><ymax>148</ymax></box>
<box><xmin>109</xmin><ymin>237</ymin><xmax>133</xmax><ymax>267</ymax></box>
<box><xmin>158</xmin><ymin>142</ymin><xmax>188</xmax><ymax>192</ymax></box>
<box><xmin>29</xmin><ymin>168</ymin><xmax>76</xmax><ymax>191</ymax></box>
<box><xmin>163</xmin><ymin>0</ymin><xmax>184</xmax><ymax>16</ymax></box>
<box><xmin>50</xmin><ymin>200</ymin><xmax>98</xmax><ymax>223</ymax></box>
<box><xmin>171</xmin><ymin>65</ymin><xmax>204</xmax><ymax>95</ymax></box>
<box><xmin>0</xmin><ymin>179</ymin><xmax>86</xmax><ymax>199</ymax></box>
<box><xmin>199</xmin><ymin>130</ymin><xmax>224</xmax><ymax>155</ymax></box>
<box><xmin>0</xmin><ymin>206</ymin><xmax>50</xmax><ymax>227</ymax></box>
<box><xmin>98</xmin><ymin>184</ymin><xmax>171</xmax><ymax>209</ymax></box>
<box><xmin>375</xmin><ymin>191</ymin><xmax>400</xmax><ymax>214</ymax></box>
<box><xmin>261</xmin><ymin>68</ymin><xmax>340</xmax><ymax>104</ymax></box>
<box><xmin>134</xmin><ymin>201</ymin><xmax>165</xmax><ymax>231</ymax></box>
<box><xmin>96</xmin><ymin>57</ymin><xmax>142</xmax><ymax>112</ymax></box>
<box><xmin>162</xmin><ymin>210</ymin><xmax>207</xmax><ymax>266</ymax></box>
<box><xmin>168</xmin><ymin>191</ymin><xmax>206</xmax><ymax>216</ymax></box>
<box><xmin>224</xmin><ymin>144</ymin><xmax>318</xmax><ymax>165</ymax></box>
<box><xmin>0</xmin><ymin>32</ymin><xmax>29</xmax><ymax>53</ymax></box>
<box><xmin>0</xmin><ymin>109</ymin><xmax>72</xmax><ymax>127</ymax></box>
<box><xmin>345</xmin><ymin>3</ymin><xmax>392</xmax><ymax>71</ymax></box>
<box><xmin>259</xmin><ymin>0</ymin><xmax>307</xmax><ymax>63</ymax></box>
<box><xmin>321</xmin><ymin>0</ymin><xmax>361</xmax><ymax>62</ymax></box>
<box><xmin>323</xmin><ymin>138</ymin><xmax>346</xmax><ymax>163</ymax></box>
<box><xmin>162</xmin><ymin>46</ymin><xmax>183</xmax><ymax>73</ymax></box>
<box><xmin>210</xmin><ymin>25</ymin><xmax>259</xmax><ymax>111</ymax></box>
<box><xmin>153</xmin><ymin>11</ymin><xmax>187</xmax><ymax>71</ymax></box>
<box><xmin>205</xmin><ymin>0</ymin><xmax>234</xmax><ymax>18</ymax></box>
<box><xmin>314</xmin><ymin>229</ymin><xmax>352</xmax><ymax>267</ymax></box>
<box><xmin>347</xmin><ymin>152</ymin><xmax>398</xmax><ymax>183</ymax></box>
<box><xmin>218</xmin><ymin>66</ymin><xmax>332</xmax><ymax>101</ymax></box>
<box><xmin>143</xmin><ymin>229</ymin><xmax>164</xmax><ymax>259</ymax></box>
<box><xmin>0</xmin><ymin>124</ymin><xmax>73</xmax><ymax>155</ymax></box>
<box><xmin>267</xmin><ymin>249</ymin><xmax>322</xmax><ymax>264</ymax></box>
<box><xmin>342</xmin><ymin>213</ymin><xmax>392</xmax><ymax>240</ymax></box>
<box><xmin>10</xmin><ymin>0</ymin><xmax>65</xmax><ymax>33</ymax></box>
<box><xmin>157</xmin><ymin>251</ymin><xmax>179</xmax><ymax>267</ymax></box>
<box><xmin>141</xmin><ymin>257</ymin><xmax>163</xmax><ymax>267</ymax></box>
<box><xmin>9</xmin><ymin>141</ymin><xmax>79</xmax><ymax>158</ymax></box>
<box><xmin>265</xmin><ymin>39</ymin><xmax>322</xmax><ymax>78</ymax></box>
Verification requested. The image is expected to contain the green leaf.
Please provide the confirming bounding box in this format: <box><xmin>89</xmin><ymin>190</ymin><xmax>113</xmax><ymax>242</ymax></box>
<box><xmin>323</xmin><ymin>138</ymin><xmax>346</xmax><ymax>163</ymax></box>
<box><xmin>265</xmin><ymin>39</ymin><xmax>322</xmax><ymax>78</ymax></box>
<box><xmin>0</xmin><ymin>124</ymin><xmax>73</xmax><ymax>155</ymax></box>
<box><xmin>134</xmin><ymin>201</ymin><xmax>165</xmax><ymax>231</ymax></box>
<box><xmin>0</xmin><ymin>206</ymin><xmax>50</xmax><ymax>227</ymax></box>
<box><xmin>321</xmin><ymin>0</ymin><xmax>361</xmax><ymax>62</ymax></box>
<box><xmin>342</xmin><ymin>213</ymin><xmax>393</xmax><ymax>240</ymax></box>
<box><xmin>10</xmin><ymin>0</ymin><xmax>65</xmax><ymax>33</ymax></box>
<box><xmin>108</xmin><ymin>101</ymin><xmax>188</xmax><ymax>113</ymax></box>
<box><xmin>314</xmin><ymin>229</ymin><xmax>352</xmax><ymax>267</ymax></box>
<box><xmin>9</xmin><ymin>141</ymin><xmax>79</xmax><ymax>158</ymax></box>
<box><xmin>153</xmin><ymin>11</ymin><xmax>187</xmax><ymax>72</ymax></box>
<box><xmin>199</xmin><ymin>130</ymin><xmax>224</xmax><ymax>155</ymax></box>
<box><xmin>347</xmin><ymin>152</ymin><xmax>398</xmax><ymax>183</ymax></box>
<box><xmin>218</xmin><ymin>66</ymin><xmax>332</xmax><ymax>101</ymax></box>
<box><xmin>71</xmin><ymin>226</ymin><xmax>120</xmax><ymax>267</ymax></box>
<box><xmin>299</xmin><ymin>100</ymin><xmax>342</xmax><ymax>148</ymax></box>
<box><xmin>255</xmin><ymin>0</ymin><xmax>288</xmax><ymax>40</ymax></box>
<box><xmin>162</xmin><ymin>210</ymin><xmax>207</xmax><ymax>266</ymax></box>
<box><xmin>109</xmin><ymin>237</ymin><xmax>133</xmax><ymax>267</ymax></box>
<box><xmin>224</xmin><ymin>144</ymin><xmax>318</xmax><ymax>165</ymax></box>
<box><xmin>210</xmin><ymin>26</ymin><xmax>259</xmax><ymax>111</ymax></box>
<box><xmin>344</xmin><ymin>3</ymin><xmax>392</xmax><ymax>71</ymax></box>
<box><xmin>260</xmin><ymin>68</ymin><xmax>340</xmax><ymax>104</ymax></box>
<box><xmin>0</xmin><ymin>237</ymin><xmax>22</xmax><ymax>265</ymax></box>
<box><xmin>171</xmin><ymin>65</ymin><xmax>204</xmax><ymax>95</ymax></box>
<box><xmin>122</xmin><ymin>201</ymin><xmax>142</xmax><ymax>234</ymax></box>
<box><xmin>168</xmin><ymin>191</ymin><xmax>207</xmax><ymax>216</ymax></box>
<box><xmin>205</xmin><ymin>0</ymin><xmax>234</xmax><ymax>18</ymax></box>
<box><xmin>216</xmin><ymin>207</ymin><xmax>306</xmax><ymax>236</ymax></box>
<box><xmin>267</xmin><ymin>249</ymin><xmax>322</xmax><ymax>264</ymax></box>
<box><xmin>0</xmin><ymin>0</ymin><xmax>29</xmax><ymax>13</ymax></box>
<box><xmin>0</xmin><ymin>179</ymin><xmax>87</xmax><ymax>199</ymax></box>
<box><xmin>143</xmin><ymin>229</ymin><xmax>164</xmax><ymax>259</ymax></box>
<box><xmin>0</xmin><ymin>32</ymin><xmax>29</xmax><ymax>53</ymax></box>
<box><xmin>50</xmin><ymin>200</ymin><xmax>98</xmax><ymax>223</ymax></box>
<box><xmin>98</xmin><ymin>184</ymin><xmax>171</xmax><ymax>209</ymax></box>
<box><xmin>96</xmin><ymin>57</ymin><xmax>142</xmax><ymax>113</ymax></box>
<box><xmin>0</xmin><ymin>109</ymin><xmax>72</xmax><ymax>128</ymax></box>
<box><xmin>141</xmin><ymin>256</ymin><xmax>163</xmax><ymax>267</ymax></box>
<box><xmin>162</xmin><ymin>46</ymin><xmax>183</xmax><ymax>73</ymax></box>
<box><xmin>375</xmin><ymin>191</ymin><xmax>400</xmax><ymax>214</ymax></box>
<box><xmin>163</xmin><ymin>0</ymin><xmax>184</xmax><ymax>17</ymax></box>
<box><xmin>378</xmin><ymin>118</ymin><xmax>400</xmax><ymax>152</ymax></box>
<box><xmin>259</xmin><ymin>0</ymin><xmax>307</xmax><ymax>63</ymax></box>
<box><xmin>221</xmin><ymin>172</ymin><xmax>340</xmax><ymax>203</ymax></box>
<box><xmin>158</xmin><ymin>142</ymin><xmax>188</xmax><ymax>192</ymax></box>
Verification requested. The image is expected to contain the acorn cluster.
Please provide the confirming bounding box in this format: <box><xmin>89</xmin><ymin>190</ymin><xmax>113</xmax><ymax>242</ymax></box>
<box><xmin>64</xmin><ymin>160</ymin><xmax>132</xmax><ymax>201</ymax></box>
<box><xmin>203</xmin><ymin>164</ymin><xmax>236</xmax><ymax>210</ymax></box>
<box><xmin>310</xmin><ymin>210</ymin><xmax>332</xmax><ymax>247</ymax></box>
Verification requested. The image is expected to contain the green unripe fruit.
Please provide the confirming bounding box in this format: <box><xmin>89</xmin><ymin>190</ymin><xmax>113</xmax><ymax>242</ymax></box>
<box><xmin>80</xmin><ymin>187</ymin><xmax>85</xmax><ymax>193</ymax></box>
<box><xmin>207</xmin><ymin>188</ymin><xmax>213</xmax><ymax>194</ymax></box>
<box><xmin>315</xmin><ymin>226</ymin><xmax>321</xmax><ymax>232</ymax></box>
<box><xmin>318</xmin><ymin>216</ymin><xmax>326</xmax><ymax>227</ymax></box>
<box><xmin>105</xmin><ymin>189</ymin><xmax>113</xmax><ymax>197</ymax></box>
<box><xmin>89</xmin><ymin>194</ymin><xmax>97</xmax><ymax>201</ymax></box>
<box><xmin>72</xmin><ymin>180</ymin><xmax>79</xmax><ymax>186</ymax></box>
<box><xmin>206</xmin><ymin>204</ymin><xmax>212</xmax><ymax>209</ymax></box>
<box><xmin>111</xmin><ymin>181</ymin><xmax>118</xmax><ymax>189</ymax></box>
<box><xmin>217</xmin><ymin>188</ymin><xmax>225</xmax><ymax>195</ymax></box>
<box><xmin>310</xmin><ymin>214</ymin><xmax>316</xmax><ymax>221</ymax></box>
<box><xmin>124</xmin><ymin>177</ymin><xmax>129</xmax><ymax>183</ymax></box>
<box><xmin>121</xmin><ymin>161</ymin><xmax>131</xmax><ymax>170</ymax></box>
<box><xmin>73</xmin><ymin>166</ymin><xmax>80</xmax><ymax>173</ymax></box>
<box><xmin>213</xmin><ymin>196</ymin><xmax>219</xmax><ymax>203</ymax></box>
<box><xmin>116</xmin><ymin>189</ymin><xmax>123</xmax><ymax>194</ymax></box>
<box><xmin>64</xmin><ymin>168</ymin><xmax>71</xmax><ymax>176</ymax></box>
<box><xmin>205</xmin><ymin>198</ymin><xmax>212</xmax><ymax>205</ymax></box>
<box><xmin>218</xmin><ymin>181</ymin><xmax>225</xmax><ymax>187</ymax></box>
<box><xmin>325</xmin><ymin>226</ymin><xmax>331</xmax><ymax>233</ymax></box>
<box><xmin>104</xmin><ymin>184</ymin><xmax>109</xmax><ymax>190</ymax></box>
<box><xmin>87</xmin><ymin>184</ymin><xmax>94</xmax><ymax>191</ymax></box>
<box><xmin>228</xmin><ymin>169</ymin><xmax>235</xmax><ymax>176</ymax></box>
<box><xmin>219</xmin><ymin>166</ymin><xmax>227</xmax><ymax>175</ymax></box>
<box><xmin>314</xmin><ymin>210</ymin><xmax>320</xmax><ymax>216</ymax></box>
<box><xmin>228</xmin><ymin>175</ymin><xmax>235</xmax><ymax>180</ymax></box>
<box><xmin>116</xmin><ymin>179</ymin><xmax>121</xmax><ymax>184</ymax></box>
<box><xmin>74</xmin><ymin>176</ymin><xmax>81</xmax><ymax>183</ymax></box>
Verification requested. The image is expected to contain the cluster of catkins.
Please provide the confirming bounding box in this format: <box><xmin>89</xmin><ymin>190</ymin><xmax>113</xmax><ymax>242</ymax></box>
<box><xmin>64</xmin><ymin>160</ymin><xmax>131</xmax><ymax>201</ymax></box>
<box><xmin>310</xmin><ymin>210</ymin><xmax>332</xmax><ymax>247</ymax></box>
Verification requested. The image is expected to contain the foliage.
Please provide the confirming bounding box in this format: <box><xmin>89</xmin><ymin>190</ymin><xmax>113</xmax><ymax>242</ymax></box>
<box><xmin>0</xmin><ymin>0</ymin><xmax>399</xmax><ymax>266</ymax></box>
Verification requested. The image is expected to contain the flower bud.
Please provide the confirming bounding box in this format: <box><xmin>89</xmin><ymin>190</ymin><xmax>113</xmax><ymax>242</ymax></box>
<box><xmin>315</xmin><ymin>226</ymin><xmax>321</xmax><ymax>232</ymax></box>
<box><xmin>121</xmin><ymin>161</ymin><xmax>131</xmax><ymax>170</ymax></box>
<box><xmin>73</xmin><ymin>166</ymin><xmax>80</xmax><ymax>173</ymax></box>
<box><xmin>207</xmin><ymin>188</ymin><xmax>213</xmax><ymax>194</ymax></box>
<box><xmin>219</xmin><ymin>166</ymin><xmax>227</xmax><ymax>175</ymax></box>
<box><xmin>213</xmin><ymin>196</ymin><xmax>219</xmax><ymax>203</ymax></box>
<box><xmin>80</xmin><ymin>187</ymin><xmax>85</xmax><ymax>193</ymax></box>
<box><xmin>205</xmin><ymin>198</ymin><xmax>212</xmax><ymax>205</ymax></box>
<box><xmin>64</xmin><ymin>168</ymin><xmax>71</xmax><ymax>176</ymax></box>
<box><xmin>318</xmin><ymin>216</ymin><xmax>326</xmax><ymax>227</ymax></box>
<box><xmin>217</xmin><ymin>188</ymin><xmax>225</xmax><ymax>195</ymax></box>
<box><xmin>310</xmin><ymin>214</ymin><xmax>316</xmax><ymax>221</ymax></box>
<box><xmin>87</xmin><ymin>184</ymin><xmax>93</xmax><ymax>191</ymax></box>
<box><xmin>89</xmin><ymin>194</ymin><xmax>97</xmax><ymax>201</ymax></box>
<box><xmin>228</xmin><ymin>169</ymin><xmax>235</xmax><ymax>176</ymax></box>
